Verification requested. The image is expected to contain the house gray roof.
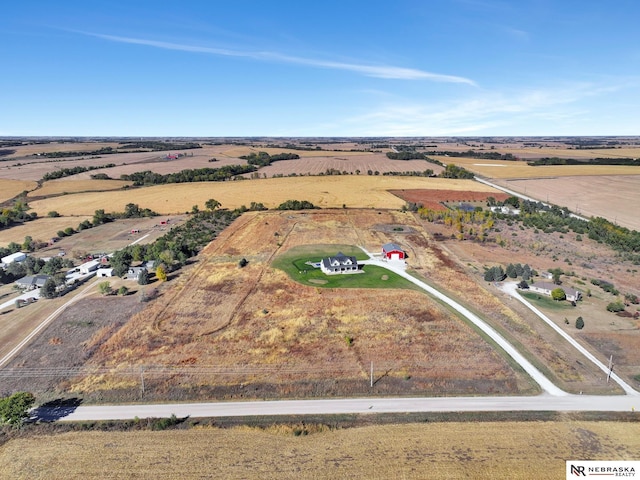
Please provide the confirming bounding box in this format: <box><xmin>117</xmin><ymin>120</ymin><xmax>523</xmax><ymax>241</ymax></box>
<box><xmin>15</xmin><ymin>274</ymin><xmax>50</xmax><ymax>288</ymax></box>
<box><xmin>530</xmin><ymin>281</ymin><xmax>580</xmax><ymax>296</ymax></box>
<box><xmin>321</xmin><ymin>252</ymin><xmax>357</xmax><ymax>269</ymax></box>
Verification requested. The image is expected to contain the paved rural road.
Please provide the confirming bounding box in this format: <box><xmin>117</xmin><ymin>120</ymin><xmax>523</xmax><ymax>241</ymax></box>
<box><xmin>38</xmin><ymin>394</ymin><xmax>639</xmax><ymax>422</ymax></box>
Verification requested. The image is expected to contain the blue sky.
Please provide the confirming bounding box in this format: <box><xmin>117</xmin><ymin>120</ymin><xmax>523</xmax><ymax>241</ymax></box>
<box><xmin>2</xmin><ymin>0</ymin><xmax>640</xmax><ymax>136</ymax></box>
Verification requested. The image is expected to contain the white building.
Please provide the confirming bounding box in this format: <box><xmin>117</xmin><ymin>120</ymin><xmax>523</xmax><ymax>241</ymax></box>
<box><xmin>1</xmin><ymin>251</ymin><xmax>27</xmax><ymax>265</ymax></box>
<box><xmin>79</xmin><ymin>259</ymin><xmax>100</xmax><ymax>275</ymax></box>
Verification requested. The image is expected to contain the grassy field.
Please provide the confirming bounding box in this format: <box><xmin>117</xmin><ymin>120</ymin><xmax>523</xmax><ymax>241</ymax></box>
<box><xmin>272</xmin><ymin>244</ymin><xmax>420</xmax><ymax>290</ymax></box>
<box><xmin>1</xmin><ymin>420</ymin><xmax>638</xmax><ymax>479</ymax></box>
<box><xmin>519</xmin><ymin>291</ymin><xmax>575</xmax><ymax>311</ymax></box>
<box><xmin>0</xmin><ymin>179</ymin><xmax>38</xmax><ymax>203</ymax></box>
<box><xmin>26</xmin><ymin>176</ymin><xmax>499</xmax><ymax>216</ymax></box>
<box><xmin>220</xmin><ymin>145</ymin><xmax>372</xmax><ymax>158</ymax></box>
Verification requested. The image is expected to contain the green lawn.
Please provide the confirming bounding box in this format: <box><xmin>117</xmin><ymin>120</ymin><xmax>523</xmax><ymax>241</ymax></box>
<box><xmin>519</xmin><ymin>291</ymin><xmax>574</xmax><ymax>310</ymax></box>
<box><xmin>272</xmin><ymin>244</ymin><xmax>420</xmax><ymax>290</ymax></box>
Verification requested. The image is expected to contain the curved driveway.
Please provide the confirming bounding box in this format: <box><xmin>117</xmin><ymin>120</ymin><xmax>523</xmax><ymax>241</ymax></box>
<box><xmin>360</xmin><ymin>251</ymin><xmax>567</xmax><ymax>396</ymax></box>
<box><xmin>499</xmin><ymin>281</ymin><xmax>638</xmax><ymax>395</ymax></box>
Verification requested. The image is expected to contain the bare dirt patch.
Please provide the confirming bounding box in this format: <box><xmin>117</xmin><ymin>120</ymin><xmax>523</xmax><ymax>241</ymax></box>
<box><xmin>389</xmin><ymin>189</ymin><xmax>511</xmax><ymax>211</ymax></box>
<box><xmin>1</xmin><ymin>294</ymin><xmax>144</xmax><ymax>399</ymax></box>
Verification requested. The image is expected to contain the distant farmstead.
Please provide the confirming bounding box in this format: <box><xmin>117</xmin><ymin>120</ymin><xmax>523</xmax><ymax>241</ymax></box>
<box><xmin>382</xmin><ymin>243</ymin><xmax>405</xmax><ymax>261</ymax></box>
<box><xmin>528</xmin><ymin>281</ymin><xmax>582</xmax><ymax>302</ymax></box>
<box><xmin>320</xmin><ymin>252</ymin><xmax>360</xmax><ymax>275</ymax></box>
<box><xmin>15</xmin><ymin>274</ymin><xmax>51</xmax><ymax>290</ymax></box>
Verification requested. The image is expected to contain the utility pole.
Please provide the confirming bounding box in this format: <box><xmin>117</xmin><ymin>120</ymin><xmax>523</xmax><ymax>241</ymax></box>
<box><xmin>607</xmin><ymin>355</ymin><xmax>613</xmax><ymax>383</ymax></box>
<box><xmin>370</xmin><ymin>361</ymin><xmax>374</xmax><ymax>388</ymax></box>
<box><xmin>140</xmin><ymin>366</ymin><xmax>145</xmax><ymax>398</ymax></box>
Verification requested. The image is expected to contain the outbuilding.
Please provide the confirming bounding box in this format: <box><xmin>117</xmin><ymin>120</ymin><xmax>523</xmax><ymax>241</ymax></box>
<box><xmin>15</xmin><ymin>274</ymin><xmax>50</xmax><ymax>290</ymax></box>
<box><xmin>96</xmin><ymin>268</ymin><xmax>114</xmax><ymax>278</ymax></box>
<box><xmin>382</xmin><ymin>243</ymin><xmax>405</xmax><ymax>261</ymax></box>
<box><xmin>79</xmin><ymin>259</ymin><xmax>100</xmax><ymax>275</ymax></box>
<box><xmin>1</xmin><ymin>251</ymin><xmax>27</xmax><ymax>265</ymax></box>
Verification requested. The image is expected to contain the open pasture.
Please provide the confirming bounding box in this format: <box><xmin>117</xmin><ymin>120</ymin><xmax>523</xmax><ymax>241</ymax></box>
<box><xmin>389</xmin><ymin>189</ymin><xmax>511</xmax><ymax>211</ymax></box>
<box><xmin>1</xmin><ymin>421</ymin><xmax>638</xmax><ymax>479</ymax></box>
<box><xmin>26</xmin><ymin>176</ymin><xmax>499</xmax><ymax>216</ymax></box>
<box><xmin>435</xmin><ymin>156</ymin><xmax>640</xmax><ymax>179</ymax></box>
<box><xmin>66</xmin><ymin>209</ymin><xmax>528</xmax><ymax>400</ymax></box>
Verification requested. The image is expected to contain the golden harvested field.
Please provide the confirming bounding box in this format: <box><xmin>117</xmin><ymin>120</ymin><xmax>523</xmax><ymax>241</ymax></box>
<box><xmin>258</xmin><ymin>154</ymin><xmax>442</xmax><ymax>177</ymax></box>
<box><xmin>2</xmin><ymin>142</ymin><xmax>121</xmax><ymax>159</ymax></box>
<box><xmin>496</xmin><ymin>175</ymin><xmax>640</xmax><ymax>231</ymax></box>
<box><xmin>435</xmin><ymin>156</ymin><xmax>640</xmax><ymax>179</ymax></box>
<box><xmin>68</xmin><ymin>209</ymin><xmax>532</xmax><ymax>400</ymax></box>
<box><xmin>27</xmin><ymin>179</ymin><xmax>132</xmax><ymax>198</ymax></box>
<box><xmin>220</xmin><ymin>145</ymin><xmax>371</xmax><ymax>158</ymax></box>
<box><xmin>0</xmin><ymin>216</ymin><xmax>92</xmax><ymax>248</ymax></box>
<box><xmin>1</xmin><ymin>421</ymin><xmax>638</xmax><ymax>479</ymax></box>
<box><xmin>26</xmin><ymin>176</ymin><xmax>499</xmax><ymax>216</ymax></box>
<box><xmin>0</xmin><ymin>179</ymin><xmax>37</xmax><ymax>203</ymax></box>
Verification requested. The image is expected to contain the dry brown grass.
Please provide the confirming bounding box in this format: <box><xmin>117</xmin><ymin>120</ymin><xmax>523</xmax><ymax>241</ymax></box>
<box><xmin>1</xmin><ymin>421</ymin><xmax>638</xmax><ymax>479</ymax></box>
<box><xmin>220</xmin><ymin>146</ymin><xmax>370</xmax><ymax>158</ymax></box>
<box><xmin>0</xmin><ymin>216</ymin><xmax>92</xmax><ymax>248</ymax></box>
<box><xmin>26</xmin><ymin>176</ymin><xmax>499</xmax><ymax>216</ymax></box>
<box><xmin>437</xmin><ymin>156</ymin><xmax>640</xmax><ymax>179</ymax></box>
<box><xmin>3</xmin><ymin>142</ymin><xmax>121</xmax><ymax>159</ymax></box>
<box><xmin>68</xmin><ymin>210</ymin><xmax>528</xmax><ymax>399</ymax></box>
<box><xmin>0</xmin><ymin>179</ymin><xmax>37</xmax><ymax>202</ymax></box>
<box><xmin>27</xmin><ymin>179</ymin><xmax>132</xmax><ymax>198</ymax></box>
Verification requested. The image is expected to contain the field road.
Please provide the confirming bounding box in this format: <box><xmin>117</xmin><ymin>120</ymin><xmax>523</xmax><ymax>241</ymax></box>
<box><xmin>359</xmin><ymin>253</ymin><xmax>568</xmax><ymax>396</ymax></box>
<box><xmin>499</xmin><ymin>281</ymin><xmax>639</xmax><ymax>395</ymax></box>
<box><xmin>0</xmin><ymin>280</ymin><xmax>98</xmax><ymax>368</ymax></box>
<box><xmin>36</xmin><ymin>394</ymin><xmax>639</xmax><ymax>422</ymax></box>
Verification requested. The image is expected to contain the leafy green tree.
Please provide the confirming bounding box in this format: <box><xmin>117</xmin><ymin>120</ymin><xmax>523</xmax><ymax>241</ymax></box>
<box><xmin>606</xmin><ymin>301</ymin><xmax>625</xmax><ymax>313</ymax></box>
<box><xmin>98</xmin><ymin>281</ymin><xmax>112</xmax><ymax>296</ymax></box>
<box><xmin>205</xmin><ymin>198</ymin><xmax>221</xmax><ymax>211</ymax></box>
<box><xmin>0</xmin><ymin>392</ymin><xmax>35</xmax><ymax>427</ymax></box>
<box><xmin>40</xmin><ymin>278</ymin><xmax>58</xmax><ymax>299</ymax></box>
<box><xmin>41</xmin><ymin>256</ymin><xmax>63</xmax><ymax>275</ymax></box>
<box><xmin>575</xmin><ymin>317</ymin><xmax>585</xmax><ymax>329</ymax></box>
<box><xmin>22</xmin><ymin>236</ymin><xmax>34</xmax><ymax>251</ymax></box>
<box><xmin>118</xmin><ymin>285</ymin><xmax>129</xmax><ymax>296</ymax></box>
<box><xmin>111</xmin><ymin>250</ymin><xmax>133</xmax><ymax>277</ymax></box>
<box><xmin>137</xmin><ymin>269</ymin><xmax>149</xmax><ymax>285</ymax></box>
<box><xmin>47</xmin><ymin>211</ymin><xmax>60</xmax><ymax>218</ymax></box>
<box><xmin>483</xmin><ymin>266</ymin><xmax>506</xmax><ymax>282</ymax></box>
<box><xmin>506</xmin><ymin>263</ymin><xmax>518</xmax><ymax>278</ymax></box>
<box><xmin>551</xmin><ymin>288</ymin><xmax>566</xmax><ymax>301</ymax></box>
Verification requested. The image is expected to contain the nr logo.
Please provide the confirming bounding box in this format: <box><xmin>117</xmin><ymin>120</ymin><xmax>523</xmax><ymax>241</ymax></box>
<box><xmin>570</xmin><ymin>464</ymin><xmax>586</xmax><ymax>476</ymax></box>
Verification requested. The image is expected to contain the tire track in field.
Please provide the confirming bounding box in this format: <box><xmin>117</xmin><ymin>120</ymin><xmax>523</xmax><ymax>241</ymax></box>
<box><xmin>200</xmin><ymin>214</ymin><xmax>298</xmax><ymax>337</ymax></box>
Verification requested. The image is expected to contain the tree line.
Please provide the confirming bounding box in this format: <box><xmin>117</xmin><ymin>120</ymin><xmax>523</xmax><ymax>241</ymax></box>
<box><xmin>239</xmin><ymin>151</ymin><xmax>299</xmax><ymax>167</ymax></box>
<box><xmin>120</xmin><ymin>165</ymin><xmax>256</xmax><ymax>186</ymax></box>
<box><xmin>42</xmin><ymin>164</ymin><xmax>116</xmax><ymax>181</ymax></box>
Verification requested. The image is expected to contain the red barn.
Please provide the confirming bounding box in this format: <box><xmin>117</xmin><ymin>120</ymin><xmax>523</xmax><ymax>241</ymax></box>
<box><xmin>382</xmin><ymin>243</ymin><xmax>405</xmax><ymax>260</ymax></box>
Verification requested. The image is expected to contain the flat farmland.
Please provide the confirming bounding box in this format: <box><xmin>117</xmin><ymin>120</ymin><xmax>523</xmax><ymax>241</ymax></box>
<box><xmin>0</xmin><ymin>216</ymin><xmax>92</xmax><ymax>248</ymax></box>
<box><xmin>498</xmin><ymin>175</ymin><xmax>640</xmax><ymax>231</ymax></box>
<box><xmin>27</xmin><ymin>179</ymin><xmax>132</xmax><ymax>198</ymax></box>
<box><xmin>26</xmin><ymin>176</ymin><xmax>500</xmax><ymax>216</ymax></box>
<box><xmin>64</xmin><ymin>210</ymin><xmax>533</xmax><ymax>401</ymax></box>
<box><xmin>389</xmin><ymin>189</ymin><xmax>511</xmax><ymax>211</ymax></box>
<box><xmin>0</xmin><ymin>179</ymin><xmax>37</xmax><ymax>203</ymax></box>
<box><xmin>2</xmin><ymin>421</ymin><xmax>638</xmax><ymax>479</ymax></box>
<box><xmin>258</xmin><ymin>153</ymin><xmax>443</xmax><ymax>177</ymax></box>
<box><xmin>434</xmin><ymin>156</ymin><xmax>640</xmax><ymax>179</ymax></box>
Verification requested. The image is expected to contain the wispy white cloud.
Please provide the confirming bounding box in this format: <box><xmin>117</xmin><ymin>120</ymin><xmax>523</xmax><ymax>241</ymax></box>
<box><xmin>338</xmin><ymin>81</ymin><xmax>634</xmax><ymax>136</ymax></box>
<box><xmin>78</xmin><ymin>31</ymin><xmax>477</xmax><ymax>85</ymax></box>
